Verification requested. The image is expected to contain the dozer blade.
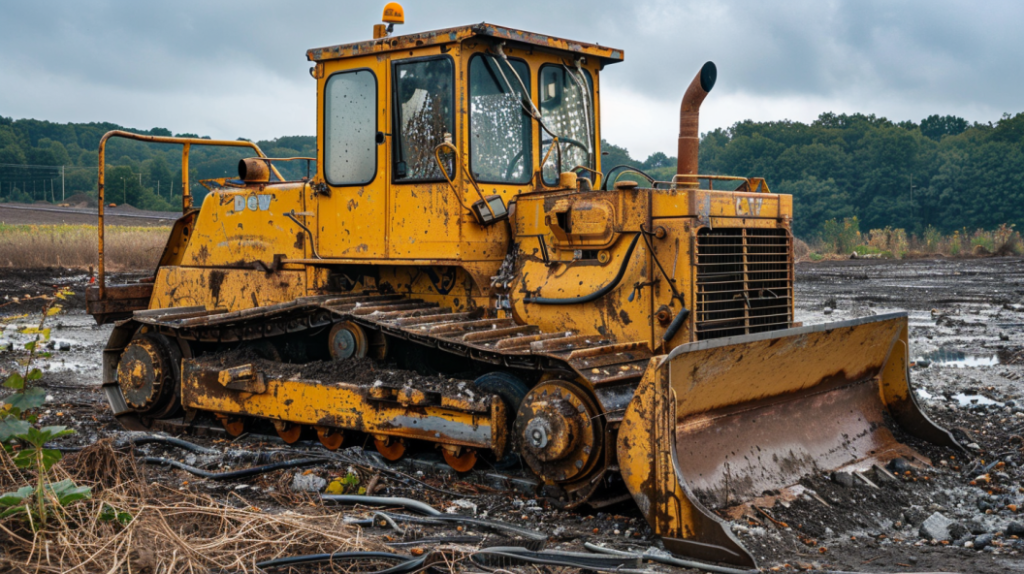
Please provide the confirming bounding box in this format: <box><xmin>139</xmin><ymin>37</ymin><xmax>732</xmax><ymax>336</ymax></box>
<box><xmin>617</xmin><ymin>313</ymin><xmax>959</xmax><ymax>567</ymax></box>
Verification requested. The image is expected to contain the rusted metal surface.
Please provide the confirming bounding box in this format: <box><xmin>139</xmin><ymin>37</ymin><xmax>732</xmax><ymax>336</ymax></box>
<box><xmin>95</xmin><ymin>130</ymin><xmax>282</xmax><ymax>300</ymax></box>
<box><xmin>128</xmin><ymin>294</ymin><xmax>651</xmax><ymax>393</ymax></box>
<box><xmin>307</xmin><ymin>23</ymin><xmax>623</xmax><ymax>65</ymax></box>
<box><xmin>676</xmin><ymin>62</ymin><xmax>717</xmax><ymax>187</ymax></box>
<box><xmin>103</xmin><ymin>292</ymin><xmax>645</xmax><ymax>489</ymax></box>
<box><xmin>237</xmin><ymin>157</ymin><xmax>271</xmax><ymax>182</ymax></box>
<box><xmin>618</xmin><ymin>359</ymin><xmax>753</xmax><ymax>566</ymax></box>
<box><xmin>181</xmin><ymin>356</ymin><xmax>507</xmax><ymax>455</ymax></box>
<box><xmin>617</xmin><ymin>313</ymin><xmax>960</xmax><ymax>567</ymax></box>
<box><xmin>667</xmin><ymin>314</ymin><xmax>957</xmax><ymax>506</ymax></box>
<box><xmin>516</xmin><ymin>380</ymin><xmax>603</xmax><ymax>485</ymax></box>
<box><xmin>85</xmin><ymin>283</ymin><xmax>154</xmax><ymax>324</ymax></box>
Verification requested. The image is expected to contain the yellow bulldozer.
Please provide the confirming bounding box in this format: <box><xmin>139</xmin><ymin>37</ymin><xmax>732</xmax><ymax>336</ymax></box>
<box><xmin>86</xmin><ymin>5</ymin><xmax>958</xmax><ymax>567</ymax></box>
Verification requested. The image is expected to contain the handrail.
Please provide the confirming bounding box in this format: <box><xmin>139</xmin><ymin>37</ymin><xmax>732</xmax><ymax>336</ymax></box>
<box><xmin>667</xmin><ymin>174</ymin><xmax>770</xmax><ymax>193</ymax></box>
<box><xmin>96</xmin><ymin>130</ymin><xmax>281</xmax><ymax>299</ymax></box>
<box><xmin>433</xmin><ymin>136</ymin><xmax>495</xmax><ymax>219</ymax></box>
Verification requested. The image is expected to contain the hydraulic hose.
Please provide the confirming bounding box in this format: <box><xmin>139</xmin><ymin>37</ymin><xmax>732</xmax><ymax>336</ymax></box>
<box><xmin>138</xmin><ymin>456</ymin><xmax>326</xmax><ymax>480</ymax></box>
<box><xmin>662</xmin><ymin>307</ymin><xmax>691</xmax><ymax>342</ymax></box>
<box><xmin>524</xmin><ymin>232</ymin><xmax>641</xmax><ymax>305</ymax></box>
<box><xmin>601</xmin><ymin>165</ymin><xmax>658</xmax><ymax>191</ymax></box>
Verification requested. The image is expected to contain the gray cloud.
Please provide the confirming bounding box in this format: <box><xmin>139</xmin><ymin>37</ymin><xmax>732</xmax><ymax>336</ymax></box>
<box><xmin>2</xmin><ymin>0</ymin><xmax>1021</xmax><ymax>157</ymax></box>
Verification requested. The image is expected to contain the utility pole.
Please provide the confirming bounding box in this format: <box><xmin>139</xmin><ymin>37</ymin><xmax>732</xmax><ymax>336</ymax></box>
<box><xmin>122</xmin><ymin>177</ymin><xmax>126</xmax><ymax>205</ymax></box>
<box><xmin>61</xmin><ymin>165</ymin><xmax>65</xmax><ymax>202</ymax></box>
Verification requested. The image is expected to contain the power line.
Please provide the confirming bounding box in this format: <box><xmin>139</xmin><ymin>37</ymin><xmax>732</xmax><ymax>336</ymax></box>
<box><xmin>0</xmin><ymin>162</ymin><xmax>98</xmax><ymax>170</ymax></box>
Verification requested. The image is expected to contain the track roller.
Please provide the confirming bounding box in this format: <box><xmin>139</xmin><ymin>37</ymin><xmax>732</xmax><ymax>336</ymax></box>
<box><xmin>442</xmin><ymin>446</ymin><xmax>478</xmax><ymax>472</ymax></box>
<box><xmin>215</xmin><ymin>414</ymin><xmax>246</xmax><ymax>437</ymax></box>
<box><xmin>316</xmin><ymin>426</ymin><xmax>345</xmax><ymax>451</ymax></box>
<box><xmin>329</xmin><ymin>321</ymin><xmax>368</xmax><ymax>360</ymax></box>
<box><xmin>374</xmin><ymin>435</ymin><xmax>406</xmax><ymax>461</ymax></box>
<box><xmin>273</xmin><ymin>420</ymin><xmax>302</xmax><ymax>444</ymax></box>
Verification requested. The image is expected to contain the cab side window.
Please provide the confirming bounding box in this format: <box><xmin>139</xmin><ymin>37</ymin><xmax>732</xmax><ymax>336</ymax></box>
<box><xmin>539</xmin><ymin>65</ymin><xmax>594</xmax><ymax>185</ymax></box>
<box><xmin>324</xmin><ymin>69</ymin><xmax>377</xmax><ymax>186</ymax></box>
<box><xmin>392</xmin><ymin>57</ymin><xmax>454</xmax><ymax>182</ymax></box>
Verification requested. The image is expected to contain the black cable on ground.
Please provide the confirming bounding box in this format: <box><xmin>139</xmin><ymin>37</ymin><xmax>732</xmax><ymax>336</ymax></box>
<box><xmin>386</xmin><ymin>536</ymin><xmax>482</xmax><ymax>547</ymax></box>
<box><xmin>255</xmin><ymin>550</ymin><xmax>406</xmax><ymax>570</ymax></box>
<box><xmin>321</xmin><ymin>495</ymin><xmax>442</xmax><ymax>516</ymax></box>
<box><xmin>127</xmin><ymin>434</ymin><xmax>221</xmax><ymax>455</ymax></box>
<box><xmin>585</xmin><ymin>542</ymin><xmax>757</xmax><ymax>574</ymax></box>
<box><xmin>338</xmin><ymin>508</ymin><xmax>547</xmax><ymax>549</ymax></box>
<box><xmin>138</xmin><ymin>456</ymin><xmax>326</xmax><ymax>480</ymax></box>
<box><xmin>470</xmin><ymin>547</ymin><xmax>645</xmax><ymax>573</ymax></box>
<box><xmin>256</xmin><ymin>550</ymin><xmax>436</xmax><ymax>574</ymax></box>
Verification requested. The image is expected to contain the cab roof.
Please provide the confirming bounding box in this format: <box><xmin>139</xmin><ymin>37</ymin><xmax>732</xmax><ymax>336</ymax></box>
<box><xmin>306</xmin><ymin>23</ymin><xmax>624</xmax><ymax>65</ymax></box>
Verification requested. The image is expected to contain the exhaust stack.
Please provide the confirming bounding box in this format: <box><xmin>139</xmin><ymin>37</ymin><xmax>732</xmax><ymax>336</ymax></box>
<box><xmin>676</xmin><ymin>61</ymin><xmax>717</xmax><ymax>187</ymax></box>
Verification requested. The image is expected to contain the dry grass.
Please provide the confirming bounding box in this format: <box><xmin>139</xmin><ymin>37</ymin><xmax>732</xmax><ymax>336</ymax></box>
<box><xmin>0</xmin><ymin>224</ymin><xmax>170</xmax><ymax>271</ymax></box>
<box><xmin>0</xmin><ymin>441</ymin><xmax>391</xmax><ymax>574</ymax></box>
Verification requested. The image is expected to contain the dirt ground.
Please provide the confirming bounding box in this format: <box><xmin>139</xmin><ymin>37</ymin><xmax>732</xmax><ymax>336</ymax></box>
<box><xmin>0</xmin><ymin>202</ymin><xmax>179</xmax><ymax>227</ymax></box>
<box><xmin>2</xmin><ymin>257</ymin><xmax>1024</xmax><ymax>572</ymax></box>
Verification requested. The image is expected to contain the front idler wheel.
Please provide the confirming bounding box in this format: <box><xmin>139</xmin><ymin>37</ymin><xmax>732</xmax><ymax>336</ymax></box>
<box><xmin>116</xmin><ymin>331</ymin><xmax>183</xmax><ymax>420</ymax></box>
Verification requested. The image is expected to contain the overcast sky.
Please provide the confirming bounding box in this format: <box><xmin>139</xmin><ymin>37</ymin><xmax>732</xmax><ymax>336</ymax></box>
<box><xmin>2</xmin><ymin>1</ymin><xmax>1021</xmax><ymax>159</ymax></box>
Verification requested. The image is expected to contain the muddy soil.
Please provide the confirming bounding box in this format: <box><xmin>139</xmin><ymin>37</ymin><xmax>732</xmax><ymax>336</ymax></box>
<box><xmin>2</xmin><ymin>257</ymin><xmax>1024</xmax><ymax>572</ymax></box>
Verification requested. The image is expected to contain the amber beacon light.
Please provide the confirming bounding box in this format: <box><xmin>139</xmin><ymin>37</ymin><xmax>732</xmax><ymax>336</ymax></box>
<box><xmin>375</xmin><ymin>3</ymin><xmax>405</xmax><ymax>38</ymax></box>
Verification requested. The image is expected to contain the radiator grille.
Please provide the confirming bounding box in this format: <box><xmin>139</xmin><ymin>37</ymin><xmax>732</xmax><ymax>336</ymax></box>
<box><xmin>695</xmin><ymin>228</ymin><xmax>793</xmax><ymax>341</ymax></box>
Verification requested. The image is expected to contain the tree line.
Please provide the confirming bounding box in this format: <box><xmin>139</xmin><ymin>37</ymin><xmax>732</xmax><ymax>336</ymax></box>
<box><xmin>2</xmin><ymin>111</ymin><xmax>1023</xmax><ymax>240</ymax></box>
<box><xmin>0</xmin><ymin>117</ymin><xmax>315</xmax><ymax>211</ymax></box>
<box><xmin>604</xmin><ymin>111</ymin><xmax>1024</xmax><ymax>239</ymax></box>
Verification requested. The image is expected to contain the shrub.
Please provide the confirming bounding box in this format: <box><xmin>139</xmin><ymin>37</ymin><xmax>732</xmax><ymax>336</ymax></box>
<box><xmin>820</xmin><ymin>217</ymin><xmax>861</xmax><ymax>254</ymax></box>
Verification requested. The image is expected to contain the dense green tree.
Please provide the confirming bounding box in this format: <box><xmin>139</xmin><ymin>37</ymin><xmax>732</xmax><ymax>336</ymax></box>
<box><xmin>920</xmin><ymin>115</ymin><xmax>968</xmax><ymax>141</ymax></box>
<box><xmin>144</xmin><ymin>156</ymin><xmax>174</xmax><ymax>200</ymax></box>
<box><xmin>599</xmin><ymin>139</ymin><xmax>637</xmax><ymax>170</ymax></box>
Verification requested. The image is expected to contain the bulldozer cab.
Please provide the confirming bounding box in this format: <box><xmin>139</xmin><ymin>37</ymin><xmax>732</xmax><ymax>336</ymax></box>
<box><xmin>306</xmin><ymin>23</ymin><xmax>621</xmax><ymax>260</ymax></box>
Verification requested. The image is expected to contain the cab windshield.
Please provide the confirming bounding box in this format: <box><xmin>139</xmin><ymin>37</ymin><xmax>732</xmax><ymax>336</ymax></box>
<box><xmin>469</xmin><ymin>54</ymin><xmax>532</xmax><ymax>184</ymax></box>
<box><xmin>539</xmin><ymin>64</ymin><xmax>594</xmax><ymax>185</ymax></box>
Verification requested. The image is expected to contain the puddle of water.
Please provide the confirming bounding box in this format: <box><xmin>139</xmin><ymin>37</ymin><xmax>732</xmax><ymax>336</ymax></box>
<box><xmin>952</xmin><ymin>393</ymin><xmax>1000</xmax><ymax>407</ymax></box>
<box><xmin>917</xmin><ymin>348</ymin><xmax>1000</xmax><ymax>368</ymax></box>
<box><xmin>915</xmin><ymin>388</ymin><xmax>934</xmax><ymax>400</ymax></box>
